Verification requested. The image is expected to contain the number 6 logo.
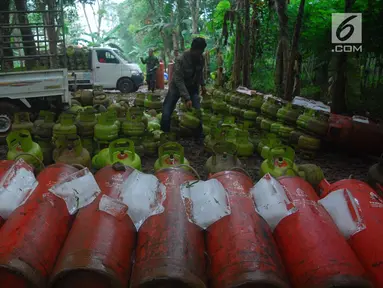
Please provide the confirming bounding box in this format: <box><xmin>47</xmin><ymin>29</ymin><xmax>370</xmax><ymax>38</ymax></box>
<box><xmin>332</xmin><ymin>13</ymin><xmax>362</xmax><ymax>44</ymax></box>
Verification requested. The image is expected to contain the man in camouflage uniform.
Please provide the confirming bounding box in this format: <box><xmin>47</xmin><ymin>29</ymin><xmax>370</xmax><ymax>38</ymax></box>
<box><xmin>160</xmin><ymin>37</ymin><xmax>207</xmax><ymax>141</ymax></box>
<box><xmin>141</xmin><ymin>49</ymin><xmax>159</xmax><ymax>92</ymax></box>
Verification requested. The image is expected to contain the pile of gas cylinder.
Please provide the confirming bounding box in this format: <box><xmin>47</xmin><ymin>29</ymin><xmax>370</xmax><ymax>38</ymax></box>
<box><xmin>199</xmin><ymin>87</ymin><xmax>327</xmax><ymax>160</ymax></box>
<box><xmin>6</xmin><ymin>88</ymin><xmax>172</xmax><ymax>172</ymax></box>
<box><xmin>0</xmin><ymin>157</ymin><xmax>383</xmax><ymax>288</ymax></box>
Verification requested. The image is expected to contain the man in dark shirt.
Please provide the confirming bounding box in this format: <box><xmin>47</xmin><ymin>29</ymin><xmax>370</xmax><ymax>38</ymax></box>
<box><xmin>141</xmin><ymin>49</ymin><xmax>159</xmax><ymax>92</ymax></box>
<box><xmin>160</xmin><ymin>37</ymin><xmax>207</xmax><ymax>141</ymax></box>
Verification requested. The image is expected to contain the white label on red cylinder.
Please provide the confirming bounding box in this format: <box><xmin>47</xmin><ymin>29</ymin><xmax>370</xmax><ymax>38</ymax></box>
<box><xmin>99</xmin><ymin>194</ymin><xmax>128</xmax><ymax>221</ymax></box>
<box><xmin>0</xmin><ymin>159</ymin><xmax>37</xmax><ymax>219</ymax></box>
<box><xmin>49</xmin><ymin>168</ymin><xmax>101</xmax><ymax>215</ymax></box>
<box><xmin>119</xmin><ymin>170</ymin><xmax>166</xmax><ymax>230</ymax></box>
<box><xmin>180</xmin><ymin>179</ymin><xmax>231</xmax><ymax>229</ymax></box>
<box><xmin>319</xmin><ymin>188</ymin><xmax>366</xmax><ymax>238</ymax></box>
<box><xmin>251</xmin><ymin>174</ymin><xmax>297</xmax><ymax>231</ymax></box>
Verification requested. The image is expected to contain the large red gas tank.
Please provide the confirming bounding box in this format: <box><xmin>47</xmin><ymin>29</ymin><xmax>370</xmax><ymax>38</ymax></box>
<box><xmin>350</xmin><ymin>116</ymin><xmax>383</xmax><ymax>155</ymax></box>
<box><xmin>0</xmin><ymin>160</ymin><xmax>18</xmax><ymax>227</ymax></box>
<box><xmin>156</xmin><ymin>61</ymin><xmax>165</xmax><ymax>89</ymax></box>
<box><xmin>0</xmin><ymin>163</ymin><xmax>78</xmax><ymax>288</ymax></box>
<box><xmin>272</xmin><ymin>176</ymin><xmax>371</xmax><ymax>288</ymax></box>
<box><xmin>130</xmin><ymin>168</ymin><xmax>207</xmax><ymax>288</ymax></box>
<box><xmin>327</xmin><ymin>113</ymin><xmax>353</xmax><ymax>145</ymax></box>
<box><xmin>207</xmin><ymin>171</ymin><xmax>290</xmax><ymax>288</ymax></box>
<box><xmin>50</xmin><ymin>164</ymin><xmax>136</xmax><ymax>288</ymax></box>
<box><xmin>168</xmin><ymin>62</ymin><xmax>174</xmax><ymax>85</ymax></box>
<box><xmin>320</xmin><ymin>179</ymin><xmax>383</xmax><ymax>287</ymax></box>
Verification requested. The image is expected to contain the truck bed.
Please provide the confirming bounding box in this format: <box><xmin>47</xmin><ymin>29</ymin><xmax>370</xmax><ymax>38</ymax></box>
<box><xmin>0</xmin><ymin>69</ymin><xmax>70</xmax><ymax>104</ymax></box>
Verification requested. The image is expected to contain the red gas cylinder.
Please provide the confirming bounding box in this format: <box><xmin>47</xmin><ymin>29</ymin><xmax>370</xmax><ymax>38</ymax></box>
<box><xmin>319</xmin><ymin>179</ymin><xmax>383</xmax><ymax>287</ymax></box>
<box><xmin>207</xmin><ymin>171</ymin><xmax>289</xmax><ymax>288</ymax></box>
<box><xmin>0</xmin><ymin>160</ymin><xmax>17</xmax><ymax>227</ymax></box>
<box><xmin>168</xmin><ymin>62</ymin><xmax>174</xmax><ymax>85</ymax></box>
<box><xmin>50</xmin><ymin>164</ymin><xmax>136</xmax><ymax>288</ymax></box>
<box><xmin>350</xmin><ymin>117</ymin><xmax>383</xmax><ymax>155</ymax></box>
<box><xmin>327</xmin><ymin>113</ymin><xmax>353</xmax><ymax>144</ymax></box>
<box><xmin>273</xmin><ymin>176</ymin><xmax>371</xmax><ymax>288</ymax></box>
<box><xmin>130</xmin><ymin>168</ymin><xmax>207</xmax><ymax>288</ymax></box>
<box><xmin>156</xmin><ymin>61</ymin><xmax>165</xmax><ymax>89</ymax></box>
<box><xmin>0</xmin><ymin>163</ymin><xmax>78</xmax><ymax>288</ymax></box>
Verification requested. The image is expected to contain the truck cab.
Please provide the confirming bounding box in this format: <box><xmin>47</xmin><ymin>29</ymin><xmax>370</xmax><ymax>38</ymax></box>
<box><xmin>68</xmin><ymin>47</ymin><xmax>144</xmax><ymax>93</ymax></box>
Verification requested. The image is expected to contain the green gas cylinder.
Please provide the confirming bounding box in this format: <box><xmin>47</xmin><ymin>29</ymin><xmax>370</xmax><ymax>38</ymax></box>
<box><xmin>94</xmin><ymin>110</ymin><xmax>119</xmax><ymax>142</ymax></box>
<box><xmin>153</xmin><ymin>130</ymin><xmax>163</xmax><ymax>141</ymax></box>
<box><xmin>257</xmin><ymin>133</ymin><xmax>283</xmax><ymax>159</ymax></box>
<box><xmin>248</xmin><ymin>93</ymin><xmax>264</xmax><ymax>110</ymax></box>
<box><xmin>53</xmin><ymin>113</ymin><xmax>77</xmax><ymax>140</ymax></box>
<box><xmin>160</xmin><ymin>132</ymin><xmax>177</xmax><ymax>144</ymax></box>
<box><xmin>108</xmin><ymin>102</ymin><xmax>126</xmax><ymax>119</ymax></box>
<box><xmin>142</xmin><ymin>133</ymin><xmax>159</xmax><ymax>156</ymax></box>
<box><xmin>270</xmin><ymin>122</ymin><xmax>283</xmax><ymax>135</ymax></box>
<box><xmin>135</xmin><ymin>92</ymin><xmax>146</xmax><ymax>107</ymax></box>
<box><xmin>92</xmin><ymin>138</ymin><xmax>142</xmax><ymax>170</ymax></box>
<box><xmin>223</xmin><ymin>124</ymin><xmax>237</xmax><ymax>145</ymax></box>
<box><xmin>235</xmin><ymin>129</ymin><xmax>254</xmax><ymax>157</ymax></box>
<box><xmin>260</xmin><ymin>146</ymin><xmax>300</xmax><ymax>178</ymax></box>
<box><xmin>256</xmin><ymin>116</ymin><xmax>265</xmax><ymax>128</ymax></box>
<box><xmin>180</xmin><ymin>108</ymin><xmax>201</xmax><ymax>129</ymax></box>
<box><xmin>81</xmin><ymin>137</ymin><xmax>95</xmax><ymax>157</ymax></box>
<box><xmin>278</xmin><ymin>125</ymin><xmax>295</xmax><ymax>141</ymax></box>
<box><xmin>260</xmin><ymin>118</ymin><xmax>274</xmax><ymax>132</ymax></box>
<box><xmin>238</xmin><ymin>94</ymin><xmax>250</xmax><ymax>108</ymax></box>
<box><xmin>296</xmin><ymin>109</ymin><xmax>329</xmax><ymax>136</ymax></box>
<box><xmin>229</xmin><ymin>106</ymin><xmax>241</xmax><ymax>117</ymax></box>
<box><xmin>122</xmin><ymin>108</ymin><xmax>147</xmax><ymax>137</ymax></box>
<box><xmin>261</xmin><ymin>97</ymin><xmax>281</xmax><ymax>118</ymax></box>
<box><xmin>93</xmin><ymin>93</ymin><xmax>110</xmax><ymax>107</ymax></box>
<box><xmin>73</xmin><ymin>89</ymin><xmax>93</xmax><ymax>106</ymax></box>
<box><xmin>243</xmin><ymin>110</ymin><xmax>258</xmax><ymax>121</ymax></box>
<box><xmin>154</xmin><ymin>142</ymin><xmax>189</xmax><ymax>172</ymax></box>
<box><xmin>33</xmin><ymin>111</ymin><xmax>55</xmax><ymax>138</ymax></box>
<box><xmin>129</xmin><ymin>136</ymin><xmax>145</xmax><ymax>156</ymax></box>
<box><xmin>212</xmin><ymin>95</ymin><xmax>227</xmax><ymax>114</ymax></box>
<box><xmin>144</xmin><ymin>93</ymin><xmax>162</xmax><ymax>110</ymax></box>
<box><xmin>12</xmin><ymin>112</ymin><xmax>33</xmax><ymax>132</ymax></box>
<box><xmin>224</xmin><ymin>92</ymin><xmax>231</xmax><ymax>103</ymax></box>
<box><xmin>223</xmin><ymin>115</ymin><xmax>236</xmax><ymax>125</ymax></box>
<box><xmin>205</xmin><ymin>141</ymin><xmax>242</xmax><ymax>174</ymax></box>
<box><xmin>35</xmin><ymin>136</ymin><xmax>53</xmax><ymax>165</ymax></box>
<box><xmin>201</xmin><ymin>95</ymin><xmax>213</xmax><ymax>109</ymax></box>
<box><xmin>77</xmin><ymin>108</ymin><xmax>96</xmax><ymax>137</ymax></box>
<box><xmin>6</xmin><ymin>130</ymin><xmax>43</xmax><ymax>170</ymax></box>
<box><xmin>53</xmin><ymin>136</ymin><xmax>91</xmax><ymax>168</ymax></box>
<box><xmin>202</xmin><ymin>113</ymin><xmax>212</xmax><ymax>135</ymax></box>
<box><xmin>69</xmin><ymin>103</ymin><xmax>84</xmax><ymax>114</ymax></box>
<box><xmin>277</xmin><ymin>103</ymin><xmax>302</xmax><ymax>124</ymax></box>
<box><xmin>298</xmin><ymin>133</ymin><xmax>321</xmax><ymax>151</ymax></box>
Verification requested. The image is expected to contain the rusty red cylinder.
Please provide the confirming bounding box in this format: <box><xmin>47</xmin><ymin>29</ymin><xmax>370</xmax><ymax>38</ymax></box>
<box><xmin>0</xmin><ymin>163</ymin><xmax>78</xmax><ymax>288</ymax></box>
<box><xmin>327</xmin><ymin>114</ymin><xmax>353</xmax><ymax>145</ymax></box>
<box><xmin>207</xmin><ymin>171</ymin><xmax>289</xmax><ymax>288</ymax></box>
<box><xmin>130</xmin><ymin>168</ymin><xmax>207</xmax><ymax>288</ymax></box>
<box><xmin>50</xmin><ymin>165</ymin><xmax>137</xmax><ymax>288</ymax></box>
<box><xmin>156</xmin><ymin>61</ymin><xmax>165</xmax><ymax>89</ymax></box>
<box><xmin>320</xmin><ymin>179</ymin><xmax>383</xmax><ymax>287</ymax></box>
<box><xmin>168</xmin><ymin>62</ymin><xmax>174</xmax><ymax>85</ymax></box>
<box><xmin>273</xmin><ymin>176</ymin><xmax>371</xmax><ymax>288</ymax></box>
<box><xmin>0</xmin><ymin>160</ymin><xmax>17</xmax><ymax>227</ymax></box>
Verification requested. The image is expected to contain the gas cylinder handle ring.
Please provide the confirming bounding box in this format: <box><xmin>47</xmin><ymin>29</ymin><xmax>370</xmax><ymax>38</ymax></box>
<box><xmin>14</xmin><ymin>152</ymin><xmax>45</xmax><ymax>170</ymax></box>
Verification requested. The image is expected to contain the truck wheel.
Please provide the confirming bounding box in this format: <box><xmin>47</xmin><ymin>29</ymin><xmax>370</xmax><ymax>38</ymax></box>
<box><xmin>0</xmin><ymin>102</ymin><xmax>20</xmax><ymax>144</ymax></box>
<box><xmin>118</xmin><ymin>78</ymin><xmax>135</xmax><ymax>93</ymax></box>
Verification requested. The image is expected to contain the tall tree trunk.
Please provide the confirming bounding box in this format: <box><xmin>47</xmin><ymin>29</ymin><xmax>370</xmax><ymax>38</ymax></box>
<box><xmin>232</xmin><ymin>0</ymin><xmax>244</xmax><ymax>89</ymax></box>
<box><xmin>250</xmin><ymin>2</ymin><xmax>259</xmax><ymax>73</ymax></box>
<box><xmin>189</xmin><ymin>0</ymin><xmax>200</xmax><ymax>34</ymax></box>
<box><xmin>284</xmin><ymin>0</ymin><xmax>305</xmax><ymax>100</ymax></box>
<box><xmin>274</xmin><ymin>0</ymin><xmax>289</xmax><ymax>98</ymax></box>
<box><xmin>177</xmin><ymin>0</ymin><xmax>186</xmax><ymax>51</ymax></box>
<box><xmin>216</xmin><ymin>49</ymin><xmax>223</xmax><ymax>87</ymax></box>
<box><xmin>292</xmin><ymin>52</ymin><xmax>302</xmax><ymax>96</ymax></box>
<box><xmin>0</xmin><ymin>0</ymin><xmax>13</xmax><ymax>70</ymax></box>
<box><xmin>172</xmin><ymin>28</ymin><xmax>179</xmax><ymax>57</ymax></box>
<box><xmin>331</xmin><ymin>0</ymin><xmax>356</xmax><ymax>114</ymax></box>
<box><xmin>242</xmin><ymin>0</ymin><xmax>251</xmax><ymax>87</ymax></box>
<box><xmin>15</xmin><ymin>0</ymin><xmax>37</xmax><ymax>69</ymax></box>
<box><xmin>204</xmin><ymin>50</ymin><xmax>210</xmax><ymax>84</ymax></box>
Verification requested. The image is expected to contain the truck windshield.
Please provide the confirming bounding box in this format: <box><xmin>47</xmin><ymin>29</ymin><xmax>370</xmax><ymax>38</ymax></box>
<box><xmin>115</xmin><ymin>50</ymin><xmax>131</xmax><ymax>63</ymax></box>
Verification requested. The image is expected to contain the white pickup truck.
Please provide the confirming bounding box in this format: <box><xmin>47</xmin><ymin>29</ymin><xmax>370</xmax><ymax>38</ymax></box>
<box><xmin>68</xmin><ymin>47</ymin><xmax>144</xmax><ymax>93</ymax></box>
